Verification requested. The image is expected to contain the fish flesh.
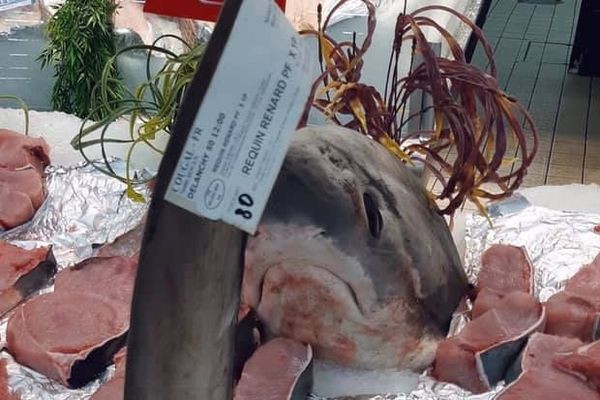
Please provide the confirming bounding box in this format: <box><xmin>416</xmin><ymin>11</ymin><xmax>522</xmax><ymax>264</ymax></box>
<box><xmin>545</xmin><ymin>252</ymin><xmax>600</xmax><ymax>341</ymax></box>
<box><xmin>498</xmin><ymin>333</ymin><xmax>599</xmax><ymax>399</ymax></box>
<box><xmin>54</xmin><ymin>256</ymin><xmax>138</xmax><ymax>306</ymax></box>
<box><xmin>432</xmin><ymin>291</ymin><xmax>545</xmax><ymax>394</ymax></box>
<box><xmin>498</xmin><ymin>369</ymin><xmax>599</xmax><ymax>400</ymax></box>
<box><xmin>504</xmin><ymin>332</ymin><xmax>583</xmax><ymax>383</ymax></box>
<box><xmin>243</xmin><ymin>125</ymin><xmax>468</xmax><ymax>371</ymax></box>
<box><xmin>95</xmin><ymin>220</ymin><xmax>146</xmax><ymax>260</ymax></box>
<box><xmin>0</xmin><ymin>181</ymin><xmax>36</xmax><ymax>230</ymax></box>
<box><xmin>0</xmin><ymin>129</ymin><xmax>50</xmax><ymax>173</ymax></box>
<box><xmin>0</xmin><ymin>358</ymin><xmax>18</xmax><ymax>400</ymax></box>
<box><xmin>0</xmin><ymin>168</ymin><xmax>45</xmax><ymax>210</ymax></box>
<box><xmin>554</xmin><ymin>339</ymin><xmax>600</xmax><ymax>390</ymax></box>
<box><xmin>90</xmin><ymin>348</ymin><xmax>127</xmax><ymax>400</ymax></box>
<box><xmin>6</xmin><ymin>256</ymin><xmax>136</xmax><ymax>387</ymax></box>
<box><xmin>7</xmin><ymin>291</ymin><xmax>129</xmax><ymax>387</ymax></box>
<box><xmin>472</xmin><ymin>244</ymin><xmax>534</xmax><ymax>318</ymax></box>
<box><xmin>0</xmin><ymin>167</ymin><xmax>46</xmax><ymax>230</ymax></box>
<box><xmin>0</xmin><ymin>168</ymin><xmax>45</xmax><ymax>209</ymax></box>
<box><xmin>234</xmin><ymin>338</ymin><xmax>313</xmax><ymax>400</ymax></box>
<box><xmin>0</xmin><ymin>241</ymin><xmax>57</xmax><ymax>317</ymax></box>
<box><xmin>0</xmin><ymin>130</ymin><xmax>50</xmax><ymax>230</ymax></box>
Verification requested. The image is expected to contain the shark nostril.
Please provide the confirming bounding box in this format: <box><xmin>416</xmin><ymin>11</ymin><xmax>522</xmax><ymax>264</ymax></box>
<box><xmin>363</xmin><ymin>192</ymin><xmax>383</xmax><ymax>238</ymax></box>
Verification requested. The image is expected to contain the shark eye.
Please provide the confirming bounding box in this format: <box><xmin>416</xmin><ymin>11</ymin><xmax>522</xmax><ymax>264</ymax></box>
<box><xmin>363</xmin><ymin>192</ymin><xmax>383</xmax><ymax>238</ymax></box>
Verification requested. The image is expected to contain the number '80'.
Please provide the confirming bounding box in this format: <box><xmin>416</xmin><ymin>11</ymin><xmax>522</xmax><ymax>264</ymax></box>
<box><xmin>235</xmin><ymin>194</ymin><xmax>254</xmax><ymax>220</ymax></box>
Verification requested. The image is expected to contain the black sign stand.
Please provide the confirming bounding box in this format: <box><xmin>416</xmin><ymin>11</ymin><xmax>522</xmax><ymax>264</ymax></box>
<box><xmin>465</xmin><ymin>0</ymin><xmax>492</xmax><ymax>64</ymax></box>
<box><xmin>569</xmin><ymin>0</ymin><xmax>600</xmax><ymax>76</ymax></box>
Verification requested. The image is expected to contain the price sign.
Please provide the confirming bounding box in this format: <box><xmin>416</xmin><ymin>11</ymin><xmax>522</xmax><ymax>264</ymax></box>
<box><xmin>163</xmin><ymin>0</ymin><xmax>313</xmax><ymax>234</ymax></box>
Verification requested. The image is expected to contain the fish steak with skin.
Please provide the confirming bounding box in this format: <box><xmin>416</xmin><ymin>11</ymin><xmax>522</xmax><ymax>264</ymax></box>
<box><xmin>472</xmin><ymin>244</ymin><xmax>534</xmax><ymax>318</ymax></box>
<box><xmin>498</xmin><ymin>333</ymin><xmax>599</xmax><ymax>399</ymax></box>
<box><xmin>6</xmin><ymin>256</ymin><xmax>136</xmax><ymax>387</ymax></box>
<box><xmin>0</xmin><ymin>129</ymin><xmax>51</xmax><ymax>230</ymax></box>
<box><xmin>433</xmin><ymin>291</ymin><xmax>545</xmax><ymax>394</ymax></box>
<box><xmin>0</xmin><ymin>241</ymin><xmax>57</xmax><ymax>317</ymax></box>
<box><xmin>545</xmin><ymin>252</ymin><xmax>600</xmax><ymax>341</ymax></box>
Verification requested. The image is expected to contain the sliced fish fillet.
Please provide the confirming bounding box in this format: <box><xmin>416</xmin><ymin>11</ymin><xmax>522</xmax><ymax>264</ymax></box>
<box><xmin>499</xmin><ymin>333</ymin><xmax>598</xmax><ymax>399</ymax></box>
<box><xmin>554</xmin><ymin>339</ymin><xmax>600</xmax><ymax>390</ymax></box>
<box><xmin>235</xmin><ymin>338</ymin><xmax>312</xmax><ymax>400</ymax></box>
<box><xmin>432</xmin><ymin>291</ymin><xmax>545</xmax><ymax>394</ymax></box>
<box><xmin>472</xmin><ymin>245</ymin><xmax>534</xmax><ymax>318</ymax></box>
<box><xmin>545</xmin><ymin>253</ymin><xmax>600</xmax><ymax>341</ymax></box>
<box><xmin>0</xmin><ymin>129</ymin><xmax>50</xmax><ymax>173</ymax></box>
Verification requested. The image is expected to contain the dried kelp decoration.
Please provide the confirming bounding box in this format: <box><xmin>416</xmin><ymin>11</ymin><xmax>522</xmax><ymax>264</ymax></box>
<box><xmin>299</xmin><ymin>1</ymin><xmax>539</xmax><ymax>216</ymax></box>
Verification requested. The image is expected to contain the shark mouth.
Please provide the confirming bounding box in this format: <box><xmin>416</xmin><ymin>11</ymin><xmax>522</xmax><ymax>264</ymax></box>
<box><xmin>245</xmin><ymin>259</ymin><xmax>439</xmax><ymax>371</ymax></box>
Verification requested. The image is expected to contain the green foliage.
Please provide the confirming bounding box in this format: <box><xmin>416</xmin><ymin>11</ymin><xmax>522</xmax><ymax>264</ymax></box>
<box><xmin>38</xmin><ymin>0</ymin><xmax>125</xmax><ymax>120</ymax></box>
<box><xmin>72</xmin><ymin>36</ymin><xmax>205</xmax><ymax>200</ymax></box>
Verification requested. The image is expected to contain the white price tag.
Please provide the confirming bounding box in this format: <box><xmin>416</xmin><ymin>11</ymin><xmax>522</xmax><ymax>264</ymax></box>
<box><xmin>164</xmin><ymin>0</ymin><xmax>313</xmax><ymax>234</ymax></box>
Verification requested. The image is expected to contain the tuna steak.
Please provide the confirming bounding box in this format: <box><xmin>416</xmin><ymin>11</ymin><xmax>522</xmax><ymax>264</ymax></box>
<box><xmin>0</xmin><ymin>129</ymin><xmax>50</xmax><ymax>173</ymax></box>
<box><xmin>0</xmin><ymin>358</ymin><xmax>18</xmax><ymax>400</ymax></box>
<box><xmin>0</xmin><ymin>167</ymin><xmax>46</xmax><ymax>230</ymax></box>
<box><xmin>7</xmin><ymin>256</ymin><xmax>136</xmax><ymax>387</ymax></box>
<box><xmin>243</xmin><ymin>125</ymin><xmax>468</xmax><ymax>371</ymax></box>
<box><xmin>498</xmin><ymin>333</ymin><xmax>598</xmax><ymax>399</ymax></box>
<box><xmin>498</xmin><ymin>370</ymin><xmax>599</xmax><ymax>400</ymax></box>
<box><xmin>54</xmin><ymin>256</ymin><xmax>138</xmax><ymax>306</ymax></box>
<box><xmin>554</xmin><ymin>340</ymin><xmax>600</xmax><ymax>390</ymax></box>
<box><xmin>0</xmin><ymin>130</ymin><xmax>50</xmax><ymax>230</ymax></box>
<box><xmin>234</xmin><ymin>338</ymin><xmax>313</xmax><ymax>400</ymax></box>
<box><xmin>472</xmin><ymin>244</ymin><xmax>534</xmax><ymax>318</ymax></box>
<box><xmin>95</xmin><ymin>220</ymin><xmax>146</xmax><ymax>260</ymax></box>
<box><xmin>432</xmin><ymin>291</ymin><xmax>545</xmax><ymax>394</ymax></box>
<box><xmin>7</xmin><ymin>291</ymin><xmax>128</xmax><ymax>387</ymax></box>
<box><xmin>545</xmin><ymin>253</ymin><xmax>600</xmax><ymax>341</ymax></box>
<box><xmin>0</xmin><ymin>241</ymin><xmax>57</xmax><ymax>317</ymax></box>
<box><xmin>504</xmin><ymin>332</ymin><xmax>583</xmax><ymax>383</ymax></box>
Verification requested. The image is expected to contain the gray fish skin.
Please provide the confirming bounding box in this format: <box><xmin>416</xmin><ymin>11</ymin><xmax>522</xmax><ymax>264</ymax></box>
<box><xmin>125</xmin><ymin>204</ymin><xmax>245</xmax><ymax>400</ymax></box>
<box><xmin>95</xmin><ymin>219</ymin><xmax>146</xmax><ymax>260</ymax></box>
<box><xmin>243</xmin><ymin>125</ymin><xmax>468</xmax><ymax>371</ymax></box>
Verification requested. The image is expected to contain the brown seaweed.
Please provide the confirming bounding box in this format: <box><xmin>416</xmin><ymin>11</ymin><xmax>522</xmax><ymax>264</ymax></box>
<box><xmin>299</xmin><ymin>1</ymin><xmax>539</xmax><ymax>216</ymax></box>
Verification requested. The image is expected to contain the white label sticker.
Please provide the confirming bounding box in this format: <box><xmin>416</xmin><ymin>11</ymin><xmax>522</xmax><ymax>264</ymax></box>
<box><xmin>164</xmin><ymin>0</ymin><xmax>313</xmax><ymax>234</ymax></box>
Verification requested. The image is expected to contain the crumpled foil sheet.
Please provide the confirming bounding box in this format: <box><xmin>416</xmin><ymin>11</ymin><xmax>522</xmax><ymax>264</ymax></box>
<box><xmin>1</xmin><ymin>158</ymin><xmax>150</xmax><ymax>267</ymax></box>
<box><xmin>0</xmin><ymin>159</ymin><xmax>150</xmax><ymax>399</ymax></box>
<box><xmin>313</xmin><ymin>194</ymin><xmax>600</xmax><ymax>400</ymax></box>
<box><xmin>465</xmin><ymin>195</ymin><xmax>600</xmax><ymax>302</ymax></box>
<box><xmin>3</xmin><ymin>349</ymin><xmax>114</xmax><ymax>400</ymax></box>
<box><xmin>310</xmin><ymin>375</ymin><xmax>503</xmax><ymax>400</ymax></box>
